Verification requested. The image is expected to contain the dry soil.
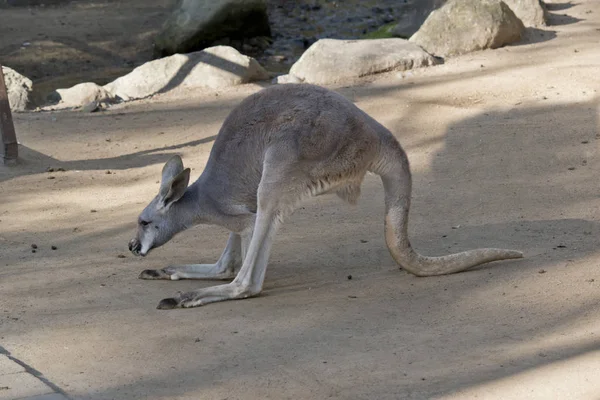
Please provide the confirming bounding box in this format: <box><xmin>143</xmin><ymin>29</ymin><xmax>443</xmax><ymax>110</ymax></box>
<box><xmin>1</xmin><ymin>1</ymin><xmax>600</xmax><ymax>399</ymax></box>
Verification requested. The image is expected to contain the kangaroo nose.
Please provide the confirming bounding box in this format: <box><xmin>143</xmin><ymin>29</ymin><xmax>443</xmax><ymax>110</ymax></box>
<box><xmin>129</xmin><ymin>238</ymin><xmax>141</xmax><ymax>254</ymax></box>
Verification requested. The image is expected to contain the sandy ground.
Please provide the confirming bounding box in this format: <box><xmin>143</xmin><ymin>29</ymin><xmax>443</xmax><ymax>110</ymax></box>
<box><xmin>2</xmin><ymin>1</ymin><xmax>600</xmax><ymax>399</ymax></box>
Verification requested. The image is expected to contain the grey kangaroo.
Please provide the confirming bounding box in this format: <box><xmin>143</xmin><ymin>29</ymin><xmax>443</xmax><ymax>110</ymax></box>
<box><xmin>129</xmin><ymin>83</ymin><xmax>523</xmax><ymax>309</ymax></box>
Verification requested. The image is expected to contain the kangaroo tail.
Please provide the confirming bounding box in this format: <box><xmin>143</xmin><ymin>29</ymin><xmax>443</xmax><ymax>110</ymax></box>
<box><xmin>370</xmin><ymin>134</ymin><xmax>523</xmax><ymax>277</ymax></box>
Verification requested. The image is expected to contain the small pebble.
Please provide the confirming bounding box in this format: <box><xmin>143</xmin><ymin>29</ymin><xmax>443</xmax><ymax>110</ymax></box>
<box><xmin>90</xmin><ymin>209</ymin><xmax>97</xmax><ymax>213</ymax></box>
<box><xmin>31</xmin><ymin>244</ymin><xmax>38</xmax><ymax>249</ymax></box>
<box><xmin>538</xmin><ymin>269</ymin><xmax>546</xmax><ymax>274</ymax></box>
<box><xmin>31</xmin><ymin>249</ymin><xmax>36</xmax><ymax>253</ymax></box>
<box><xmin>347</xmin><ymin>275</ymin><xmax>352</xmax><ymax>280</ymax></box>
<box><xmin>106</xmin><ymin>170</ymin><xmax>112</xmax><ymax>174</ymax></box>
<box><xmin>117</xmin><ymin>254</ymin><xmax>126</xmax><ymax>259</ymax></box>
<box><xmin>360</xmin><ymin>239</ymin><xmax>368</xmax><ymax>243</ymax></box>
<box><xmin>51</xmin><ymin>245</ymin><xmax>57</xmax><ymax>250</ymax></box>
<box><xmin>47</xmin><ymin>176</ymin><xmax>55</xmax><ymax>180</ymax></box>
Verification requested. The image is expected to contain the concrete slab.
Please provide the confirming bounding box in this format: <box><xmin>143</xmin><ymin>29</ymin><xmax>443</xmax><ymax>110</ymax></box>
<box><xmin>0</xmin><ymin>372</ymin><xmax>53</xmax><ymax>400</ymax></box>
<box><xmin>0</xmin><ymin>355</ymin><xmax>24</xmax><ymax>375</ymax></box>
<box><xmin>19</xmin><ymin>393</ymin><xmax>69</xmax><ymax>400</ymax></box>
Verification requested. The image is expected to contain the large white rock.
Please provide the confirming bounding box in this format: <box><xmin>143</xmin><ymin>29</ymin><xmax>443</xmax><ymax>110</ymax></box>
<box><xmin>410</xmin><ymin>0</ymin><xmax>525</xmax><ymax>58</ymax></box>
<box><xmin>154</xmin><ymin>0</ymin><xmax>270</xmax><ymax>57</ymax></box>
<box><xmin>51</xmin><ymin>82</ymin><xmax>115</xmax><ymax>110</ymax></box>
<box><xmin>2</xmin><ymin>66</ymin><xmax>32</xmax><ymax>112</ymax></box>
<box><xmin>393</xmin><ymin>0</ymin><xmax>545</xmax><ymax>38</ymax></box>
<box><xmin>286</xmin><ymin>38</ymin><xmax>440</xmax><ymax>85</ymax></box>
<box><xmin>104</xmin><ymin>46</ymin><xmax>269</xmax><ymax>101</ymax></box>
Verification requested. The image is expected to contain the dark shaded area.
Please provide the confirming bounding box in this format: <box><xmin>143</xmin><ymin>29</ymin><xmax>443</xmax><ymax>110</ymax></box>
<box><xmin>14</xmin><ymin>134</ymin><xmax>217</xmax><ymax>176</ymax></box>
<box><xmin>154</xmin><ymin>2</ymin><xmax>271</xmax><ymax>58</ymax></box>
<box><xmin>515</xmin><ymin>27</ymin><xmax>558</xmax><ymax>45</ymax></box>
<box><xmin>546</xmin><ymin>10</ymin><xmax>583</xmax><ymax>25</ymax></box>
<box><xmin>545</xmin><ymin>2</ymin><xmax>576</xmax><ymax>12</ymax></box>
<box><xmin>0</xmin><ymin>93</ymin><xmax>238</xmax><ymax>182</ymax></box>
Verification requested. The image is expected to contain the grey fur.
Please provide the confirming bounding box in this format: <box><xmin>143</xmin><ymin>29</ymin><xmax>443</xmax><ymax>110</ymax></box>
<box><xmin>129</xmin><ymin>84</ymin><xmax>523</xmax><ymax>309</ymax></box>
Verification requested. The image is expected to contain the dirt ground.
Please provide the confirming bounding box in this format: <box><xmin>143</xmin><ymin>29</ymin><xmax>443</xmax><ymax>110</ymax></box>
<box><xmin>2</xmin><ymin>0</ymin><xmax>600</xmax><ymax>399</ymax></box>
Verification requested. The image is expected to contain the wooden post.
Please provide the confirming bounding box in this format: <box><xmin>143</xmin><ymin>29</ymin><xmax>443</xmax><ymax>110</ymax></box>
<box><xmin>0</xmin><ymin>63</ymin><xmax>18</xmax><ymax>165</ymax></box>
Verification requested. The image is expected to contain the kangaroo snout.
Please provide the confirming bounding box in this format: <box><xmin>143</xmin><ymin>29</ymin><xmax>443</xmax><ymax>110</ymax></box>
<box><xmin>129</xmin><ymin>238</ymin><xmax>144</xmax><ymax>256</ymax></box>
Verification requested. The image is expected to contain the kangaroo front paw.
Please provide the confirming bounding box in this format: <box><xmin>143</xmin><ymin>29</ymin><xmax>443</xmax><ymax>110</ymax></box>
<box><xmin>139</xmin><ymin>269</ymin><xmax>172</xmax><ymax>280</ymax></box>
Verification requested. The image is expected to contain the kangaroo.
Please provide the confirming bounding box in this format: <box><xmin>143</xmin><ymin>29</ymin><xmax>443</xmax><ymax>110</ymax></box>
<box><xmin>128</xmin><ymin>83</ymin><xmax>523</xmax><ymax>309</ymax></box>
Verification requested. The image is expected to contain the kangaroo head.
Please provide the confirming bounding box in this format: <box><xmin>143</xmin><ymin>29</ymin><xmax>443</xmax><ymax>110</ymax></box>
<box><xmin>129</xmin><ymin>155</ymin><xmax>191</xmax><ymax>257</ymax></box>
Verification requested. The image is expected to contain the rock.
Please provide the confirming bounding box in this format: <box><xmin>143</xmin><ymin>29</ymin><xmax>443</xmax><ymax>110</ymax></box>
<box><xmin>392</xmin><ymin>0</ymin><xmax>447</xmax><ymax>38</ymax></box>
<box><xmin>410</xmin><ymin>0</ymin><xmax>525</xmax><ymax>58</ymax></box>
<box><xmin>104</xmin><ymin>46</ymin><xmax>268</xmax><ymax>101</ymax></box>
<box><xmin>1</xmin><ymin>66</ymin><xmax>32</xmax><ymax>111</ymax></box>
<box><xmin>391</xmin><ymin>0</ymin><xmax>544</xmax><ymax>38</ymax></box>
<box><xmin>286</xmin><ymin>39</ymin><xmax>440</xmax><ymax>85</ymax></box>
<box><xmin>154</xmin><ymin>0</ymin><xmax>271</xmax><ymax>57</ymax></box>
<box><xmin>51</xmin><ymin>82</ymin><xmax>115</xmax><ymax>110</ymax></box>
<box><xmin>502</xmin><ymin>0</ymin><xmax>547</xmax><ymax>27</ymax></box>
<box><xmin>273</xmin><ymin>74</ymin><xmax>303</xmax><ymax>84</ymax></box>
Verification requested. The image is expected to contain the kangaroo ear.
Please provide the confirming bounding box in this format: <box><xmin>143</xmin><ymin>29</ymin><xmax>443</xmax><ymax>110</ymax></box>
<box><xmin>161</xmin><ymin>155</ymin><xmax>184</xmax><ymax>188</ymax></box>
<box><xmin>159</xmin><ymin>168</ymin><xmax>190</xmax><ymax>208</ymax></box>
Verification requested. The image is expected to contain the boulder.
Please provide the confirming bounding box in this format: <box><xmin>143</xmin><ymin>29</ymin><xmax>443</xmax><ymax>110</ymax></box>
<box><xmin>2</xmin><ymin>66</ymin><xmax>32</xmax><ymax>112</ymax></box>
<box><xmin>50</xmin><ymin>82</ymin><xmax>116</xmax><ymax>111</ymax></box>
<box><xmin>104</xmin><ymin>46</ymin><xmax>269</xmax><ymax>101</ymax></box>
<box><xmin>391</xmin><ymin>0</ymin><xmax>545</xmax><ymax>37</ymax></box>
<box><xmin>286</xmin><ymin>39</ymin><xmax>440</xmax><ymax>85</ymax></box>
<box><xmin>154</xmin><ymin>0</ymin><xmax>271</xmax><ymax>57</ymax></box>
<box><xmin>502</xmin><ymin>0</ymin><xmax>547</xmax><ymax>27</ymax></box>
<box><xmin>410</xmin><ymin>0</ymin><xmax>525</xmax><ymax>57</ymax></box>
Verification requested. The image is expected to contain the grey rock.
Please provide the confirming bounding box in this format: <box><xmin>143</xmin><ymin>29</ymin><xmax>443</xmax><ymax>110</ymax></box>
<box><xmin>502</xmin><ymin>0</ymin><xmax>547</xmax><ymax>27</ymax></box>
<box><xmin>391</xmin><ymin>0</ymin><xmax>544</xmax><ymax>38</ymax></box>
<box><xmin>154</xmin><ymin>0</ymin><xmax>271</xmax><ymax>57</ymax></box>
<box><xmin>2</xmin><ymin>66</ymin><xmax>32</xmax><ymax>111</ymax></box>
<box><xmin>104</xmin><ymin>46</ymin><xmax>269</xmax><ymax>101</ymax></box>
<box><xmin>287</xmin><ymin>39</ymin><xmax>439</xmax><ymax>85</ymax></box>
<box><xmin>273</xmin><ymin>74</ymin><xmax>303</xmax><ymax>84</ymax></box>
<box><xmin>410</xmin><ymin>0</ymin><xmax>525</xmax><ymax>58</ymax></box>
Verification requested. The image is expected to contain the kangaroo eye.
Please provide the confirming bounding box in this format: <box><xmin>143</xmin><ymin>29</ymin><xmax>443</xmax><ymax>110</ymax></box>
<box><xmin>140</xmin><ymin>220</ymin><xmax>150</xmax><ymax>226</ymax></box>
